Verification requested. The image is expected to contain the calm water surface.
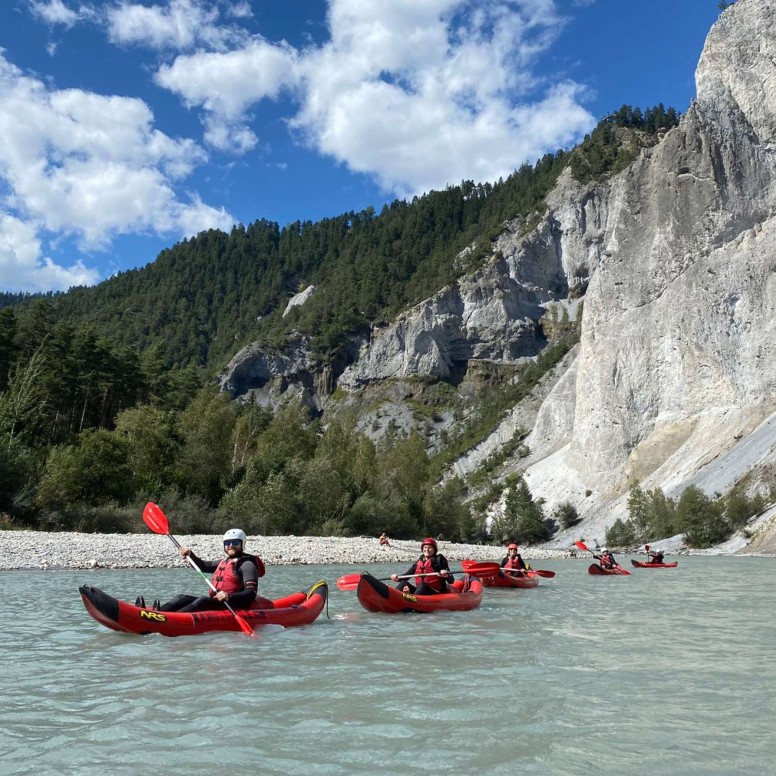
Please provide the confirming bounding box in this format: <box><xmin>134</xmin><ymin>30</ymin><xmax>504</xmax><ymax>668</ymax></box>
<box><xmin>0</xmin><ymin>556</ymin><xmax>773</xmax><ymax>775</ymax></box>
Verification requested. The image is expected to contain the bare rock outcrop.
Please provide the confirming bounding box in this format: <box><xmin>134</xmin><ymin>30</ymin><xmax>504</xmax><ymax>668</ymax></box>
<box><xmin>338</xmin><ymin>190</ymin><xmax>598</xmax><ymax>389</ymax></box>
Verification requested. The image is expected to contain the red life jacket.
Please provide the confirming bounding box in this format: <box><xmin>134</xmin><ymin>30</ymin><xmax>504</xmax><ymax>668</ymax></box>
<box><xmin>503</xmin><ymin>556</ymin><xmax>523</xmax><ymax>572</ymax></box>
<box><xmin>415</xmin><ymin>557</ymin><xmax>444</xmax><ymax>592</ymax></box>
<box><xmin>210</xmin><ymin>554</ymin><xmax>265</xmax><ymax>597</ymax></box>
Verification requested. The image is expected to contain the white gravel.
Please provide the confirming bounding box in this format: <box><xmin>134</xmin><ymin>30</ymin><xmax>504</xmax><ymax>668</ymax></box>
<box><xmin>0</xmin><ymin>531</ymin><xmax>572</xmax><ymax>570</ymax></box>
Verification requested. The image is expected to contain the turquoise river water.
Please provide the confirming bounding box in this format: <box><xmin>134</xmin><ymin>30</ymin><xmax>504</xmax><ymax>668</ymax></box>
<box><xmin>0</xmin><ymin>556</ymin><xmax>773</xmax><ymax>775</ymax></box>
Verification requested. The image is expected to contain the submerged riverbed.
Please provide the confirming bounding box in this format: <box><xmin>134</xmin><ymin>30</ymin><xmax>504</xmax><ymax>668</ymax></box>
<box><xmin>1</xmin><ymin>556</ymin><xmax>773</xmax><ymax>775</ymax></box>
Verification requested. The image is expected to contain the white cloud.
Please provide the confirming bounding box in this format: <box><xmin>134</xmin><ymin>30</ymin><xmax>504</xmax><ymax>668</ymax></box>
<box><xmin>28</xmin><ymin>0</ymin><xmax>79</xmax><ymax>28</ymax></box>
<box><xmin>5</xmin><ymin>0</ymin><xmax>599</xmax><ymax>292</ymax></box>
<box><xmin>147</xmin><ymin>0</ymin><xmax>594</xmax><ymax>194</ymax></box>
<box><xmin>226</xmin><ymin>1</ymin><xmax>252</xmax><ymax>20</ymax></box>
<box><xmin>106</xmin><ymin>0</ymin><xmax>245</xmax><ymax>51</ymax></box>
<box><xmin>288</xmin><ymin>0</ymin><xmax>593</xmax><ymax>195</ymax></box>
<box><xmin>0</xmin><ymin>52</ymin><xmax>234</xmax><ymax>289</ymax></box>
<box><xmin>0</xmin><ymin>212</ymin><xmax>99</xmax><ymax>292</ymax></box>
<box><xmin>155</xmin><ymin>39</ymin><xmax>299</xmax><ymax>151</ymax></box>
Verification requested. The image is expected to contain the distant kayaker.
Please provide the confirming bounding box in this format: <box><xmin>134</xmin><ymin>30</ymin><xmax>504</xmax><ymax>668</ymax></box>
<box><xmin>500</xmin><ymin>543</ymin><xmax>528</xmax><ymax>576</ymax></box>
<box><xmin>645</xmin><ymin>545</ymin><xmax>665</xmax><ymax>564</ymax></box>
<box><xmin>593</xmin><ymin>547</ymin><xmax>618</xmax><ymax>570</ymax></box>
<box><xmin>390</xmin><ymin>537</ymin><xmax>454</xmax><ymax>595</ymax></box>
<box><xmin>153</xmin><ymin>529</ymin><xmax>265</xmax><ymax>613</ymax></box>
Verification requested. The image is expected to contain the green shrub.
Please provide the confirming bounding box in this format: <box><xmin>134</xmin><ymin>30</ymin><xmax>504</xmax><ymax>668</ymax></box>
<box><xmin>555</xmin><ymin>501</ymin><xmax>581</xmax><ymax>529</ymax></box>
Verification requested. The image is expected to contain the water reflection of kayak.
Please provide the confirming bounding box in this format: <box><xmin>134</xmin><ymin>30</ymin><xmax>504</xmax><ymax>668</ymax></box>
<box><xmin>79</xmin><ymin>580</ymin><xmax>328</xmax><ymax>636</ymax></box>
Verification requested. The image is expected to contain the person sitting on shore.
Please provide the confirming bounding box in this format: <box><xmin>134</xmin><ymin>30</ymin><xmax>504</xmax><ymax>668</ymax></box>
<box><xmin>390</xmin><ymin>538</ymin><xmax>454</xmax><ymax>595</ymax></box>
<box><xmin>593</xmin><ymin>547</ymin><xmax>618</xmax><ymax>570</ymax></box>
<box><xmin>149</xmin><ymin>529</ymin><xmax>265</xmax><ymax>613</ymax></box>
<box><xmin>378</xmin><ymin>532</ymin><xmax>391</xmax><ymax>547</ymax></box>
<box><xmin>500</xmin><ymin>543</ymin><xmax>528</xmax><ymax>576</ymax></box>
<box><xmin>645</xmin><ymin>545</ymin><xmax>665</xmax><ymax>564</ymax></box>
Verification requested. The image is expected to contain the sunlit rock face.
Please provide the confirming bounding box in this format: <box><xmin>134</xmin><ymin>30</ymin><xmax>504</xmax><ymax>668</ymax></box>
<box><xmin>337</xmin><ymin>173</ymin><xmax>604</xmax><ymax>390</ymax></box>
<box><xmin>526</xmin><ymin>0</ymin><xmax>776</xmax><ymax>513</ymax></box>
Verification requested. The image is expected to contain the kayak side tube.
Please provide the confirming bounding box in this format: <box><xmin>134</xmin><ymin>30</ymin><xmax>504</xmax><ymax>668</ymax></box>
<box><xmin>79</xmin><ymin>580</ymin><xmax>328</xmax><ymax>637</ymax></box>
<box><xmin>355</xmin><ymin>572</ymin><xmax>483</xmax><ymax>614</ymax></box>
<box><xmin>630</xmin><ymin>560</ymin><xmax>679</xmax><ymax>568</ymax></box>
<box><xmin>482</xmin><ymin>571</ymin><xmax>539</xmax><ymax>589</ymax></box>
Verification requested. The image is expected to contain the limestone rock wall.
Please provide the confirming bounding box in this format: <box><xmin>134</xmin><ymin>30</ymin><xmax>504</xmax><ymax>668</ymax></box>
<box><xmin>524</xmin><ymin>0</ymin><xmax>776</xmax><ymax>526</ymax></box>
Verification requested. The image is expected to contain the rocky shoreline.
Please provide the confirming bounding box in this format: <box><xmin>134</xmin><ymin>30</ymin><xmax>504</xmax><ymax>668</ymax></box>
<box><xmin>0</xmin><ymin>531</ymin><xmax>573</xmax><ymax>571</ymax></box>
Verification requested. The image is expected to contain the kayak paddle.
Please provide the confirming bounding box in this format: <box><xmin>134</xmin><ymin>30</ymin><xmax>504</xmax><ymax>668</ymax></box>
<box><xmin>574</xmin><ymin>540</ymin><xmax>630</xmax><ymax>575</ymax></box>
<box><xmin>461</xmin><ymin>559</ymin><xmax>555</xmax><ymax>578</ymax></box>
<box><xmin>142</xmin><ymin>502</ymin><xmax>256</xmax><ymax>637</ymax></box>
<box><xmin>336</xmin><ymin>561</ymin><xmax>501</xmax><ymax>592</ymax></box>
<box><xmin>461</xmin><ymin>559</ymin><xmax>552</xmax><ymax>578</ymax></box>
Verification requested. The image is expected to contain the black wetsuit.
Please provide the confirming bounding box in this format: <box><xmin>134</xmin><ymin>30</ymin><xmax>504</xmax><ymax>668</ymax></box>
<box><xmin>159</xmin><ymin>553</ymin><xmax>259</xmax><ymax>612</ymax></box>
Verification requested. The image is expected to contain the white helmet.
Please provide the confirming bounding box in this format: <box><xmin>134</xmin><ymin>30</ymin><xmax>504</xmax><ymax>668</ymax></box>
<box><xmin>223</xmin><ymin>528</ymin><xmax>247</xmax><ymax>547</ymax></box>
<box><xmin>600</xmin><ymin>547</ymin><xmax>609</xmax><ymax>553</ymax></box>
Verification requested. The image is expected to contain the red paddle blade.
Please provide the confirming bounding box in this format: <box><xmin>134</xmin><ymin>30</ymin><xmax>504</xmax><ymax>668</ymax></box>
<box><xmin>143</xmin><ymin>502</ymin><xmax>170</xmax><ymax>535</ymax></box>
<box><xmin>574</xmin><ymin>541</ymin><xmax>590</xmax><ymax>552</ymax></box>
<box><xmin>336</xmin><ymin>573</ymin><xmax>362</xmax><ymax>591</ymax></box>
<box><xmin>460</xmin><ymin>560</ymin><xmax>501</xmax><ymax>578</ymax></box>
<box><xmin>530</xmin><ymin>569</ymin><xmax>556</xmax><ymax>578</ymax></box>
<box><xmin>235</xmin><ymin>615</ymin><xmax>256</xmax><ymax>638</ymax></box>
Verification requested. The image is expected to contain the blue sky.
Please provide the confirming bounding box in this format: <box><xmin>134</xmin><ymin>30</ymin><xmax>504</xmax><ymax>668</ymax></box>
<box><xmin>0</xmin><ymin>0</ymin><xmax>724</xmax><ymax>293</ymax></box>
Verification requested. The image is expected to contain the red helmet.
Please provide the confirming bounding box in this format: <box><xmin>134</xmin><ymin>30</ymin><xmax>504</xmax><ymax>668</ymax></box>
<box><xmin>508</xmin><ymin>543</ymin><xmax>518</xmax><ymax>550</ymax></box>
<box><xmin>421</xmin><ymin>537</ymin><xmax>437</xmax><ymax>551</ymax></box>
<box><xmin>645</xmin><ymin>545</ymin><xmax>650</xmax><ymax>550</ymax></box>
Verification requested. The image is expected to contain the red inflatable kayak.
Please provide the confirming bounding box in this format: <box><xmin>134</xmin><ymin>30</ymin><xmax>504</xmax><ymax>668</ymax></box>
<box><xmin>631</xmin><ymin>560</ymin><xmax>678</xmax><ymax>568</ymax></box>
<box><xmin>356</xmin><ymin>572</ymin><xmax>483</xmax><ymax>613</ymax></box>
<box><xmin>482</xmin><ymin>570</ymin><xmax>540</xmax><ymax>589</ymax></box>
<box><xmin>588</xmin><ymin>563</ymin><xmax>629</xmax><ymax>576</ymax></box>
<box><xmin>79</xmin><ymin>580</ymin><xmax>328</xmax><ymax>636</ymax></box>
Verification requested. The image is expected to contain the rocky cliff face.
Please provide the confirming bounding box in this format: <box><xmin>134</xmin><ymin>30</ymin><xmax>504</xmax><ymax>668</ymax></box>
<box><xmin>220</xmin><ymin>0</ymin><xmax>776</xmax><ymax>546</ymax></box>
<box><xmin>336</xmin><ymin>172</ymin><xmax>604</xmax><ymax>390</ymax></box>
<box><xmin>524</xmin><ymin>0</ymin><xmax>776</xmax><ymax>539</ymax></box>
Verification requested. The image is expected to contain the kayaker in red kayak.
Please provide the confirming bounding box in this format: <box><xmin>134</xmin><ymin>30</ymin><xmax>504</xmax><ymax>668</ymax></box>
<box><xmin>645</xmin><ymin>545</ymin><xmax>665</xmax><ymax>564</ymax></box>
<box><xmin>154</xmin><ymin>529</ymin><xmax>265</xmax><ymax>613</ymax></box>
<box><xmin>593</xmin><ymin>547</ymin><xmax>618</xmax><ymax>570</ymax></box>
<box><xmin>390</xmin><ymin>538</ymin><xmax>454</xmax><ymax>595</ymax></box>
<box><xmin>500</xmin><ymin>543</ymin><xmax>528</xmax><ymax>576</ymax></box>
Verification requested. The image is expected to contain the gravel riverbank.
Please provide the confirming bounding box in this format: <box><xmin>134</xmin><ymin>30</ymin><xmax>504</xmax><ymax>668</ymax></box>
<box><xmin>0</xmin><ymin>531</ymin><xmax>573</xmax><ymax>570</ymax></box>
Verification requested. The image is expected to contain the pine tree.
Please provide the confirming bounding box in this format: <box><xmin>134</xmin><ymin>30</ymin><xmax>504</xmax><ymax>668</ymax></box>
<box><xmin>496</xmin><ymin>475</ymin><xmax>550</xmax><ymax>544</ymax></box>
